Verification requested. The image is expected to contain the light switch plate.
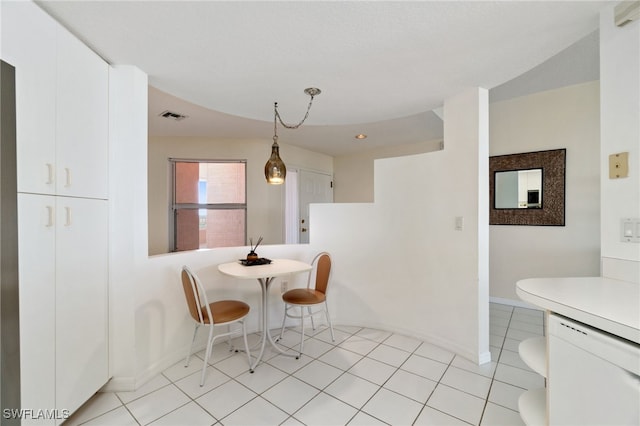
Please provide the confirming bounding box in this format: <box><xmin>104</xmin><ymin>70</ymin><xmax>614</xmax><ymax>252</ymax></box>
<box><xmin>621</xmin><ymin>218</ymin><xmax>640</xmax><ymax>243</ymax></box>
<box><xmin>609</xmin><ymin>152</ymin><xmax>629</xmax><ymax>179</ymax></box>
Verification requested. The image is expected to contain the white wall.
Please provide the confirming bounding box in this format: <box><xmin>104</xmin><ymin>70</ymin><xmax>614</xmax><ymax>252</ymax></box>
<box><xmin>489</xmin><ymin>82</ymin><xmax>601</xmax><ymax>302</ymax></box>
<box><xmin>599</xmin><ymin>5</ymin><xmax>640</xmax><ymax>283</ymax></box>
<box><xmin>110</xmin><ymin>71</ymin><xmax>318</xmax><ymax>388</ymax></box>
<box><xmin>310</xmin><ymin>88</ymin><xmax>490</xmax><ymax>364</ymax></box>
<box><xmin>148</xmin><ymin>136</ymin><xmax>333</xmax><ymax>255</ymax></box>
<box><xmin>333</xmin><ymin>139</ymin><xmax>442</xmax><ymax>203</ymax></box>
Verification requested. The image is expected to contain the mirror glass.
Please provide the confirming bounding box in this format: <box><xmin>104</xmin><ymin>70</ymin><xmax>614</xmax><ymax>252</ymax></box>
<box><xmin>494</xmin><ymin>168</ymin><xmax>542</xmax><ymax>209</ymax></box>
<box><xmin>489</xmin><ymin>149</ymin><xmax>565</xmax><ymax>226</ymax></box>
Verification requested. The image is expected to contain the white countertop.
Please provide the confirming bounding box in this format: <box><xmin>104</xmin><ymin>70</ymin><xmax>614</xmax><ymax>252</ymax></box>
<box><xmin>516</xmin><ymin>276</ymin><xmax>640</xmax><ymax>344</ymax></box>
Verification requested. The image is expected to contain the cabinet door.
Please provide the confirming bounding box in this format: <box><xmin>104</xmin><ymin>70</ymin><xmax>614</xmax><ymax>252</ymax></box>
<box><xmin>17</xmin><ymin>194</ymin><xmax>56</xmax><ymax>425</ymax></box>
<box><xmin>55</xmin><ymin>197</ymin><xmax>108</xmax><ymax>415</ymax></box>
<box><xmin>56</xmin><ymin>27</ymin><xmax>108</xmax><ymax>200</ymax></box>
<box><xmin>1</xmin><ymin>2</ymin><xmax>57</xmax><ymax>195</ymax></box>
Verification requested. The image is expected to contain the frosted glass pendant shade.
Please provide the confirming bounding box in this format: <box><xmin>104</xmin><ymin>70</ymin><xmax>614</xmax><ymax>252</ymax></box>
<box><xmin>265</xmin><ymin>141</ymin><xmax>286</xmax><ymax>184</ymax></box>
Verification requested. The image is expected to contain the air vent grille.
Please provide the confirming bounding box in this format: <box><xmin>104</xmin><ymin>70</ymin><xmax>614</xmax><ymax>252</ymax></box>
<box><xmin>159</xmin><ymin>110</ymin><xmax>188</xmax><ymax>121</ymax></box>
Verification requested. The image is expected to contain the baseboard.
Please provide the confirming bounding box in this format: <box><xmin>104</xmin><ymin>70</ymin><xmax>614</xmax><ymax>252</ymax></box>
<box><xmin>490</xmin><ymin>296</ymin><xmax>541</xmax><ymax>310</ymax></box>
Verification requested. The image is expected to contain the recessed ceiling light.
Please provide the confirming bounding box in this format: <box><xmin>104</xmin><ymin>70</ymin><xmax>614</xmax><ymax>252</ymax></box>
<box><xmin>355</xmin><ymin>134</ymin><xmax>367</xmax><ymax>139</ymax></box>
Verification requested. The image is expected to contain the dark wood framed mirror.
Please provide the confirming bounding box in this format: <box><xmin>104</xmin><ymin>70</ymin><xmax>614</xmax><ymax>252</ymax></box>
<box><xmin>489</xmin><ymin>149</ymin><xmax>566</xmax><ymax>226</ymax></box>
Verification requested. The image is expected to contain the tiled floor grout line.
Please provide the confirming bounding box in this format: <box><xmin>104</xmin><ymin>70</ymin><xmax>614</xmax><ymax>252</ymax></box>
<box><xmin>71</xmin><ymin>305</ymin><xmax>545</xmax><ymax>425</ymax></box>
<box><xmin>478</xmin><ymin>305</ymin><xmax>515</xmax><ymax>425</ymax></box>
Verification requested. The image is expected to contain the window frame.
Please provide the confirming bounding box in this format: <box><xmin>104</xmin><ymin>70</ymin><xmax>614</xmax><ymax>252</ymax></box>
<box><xmin>169</xmin><ymin>158</ymin><xmax>247</xmax><ymax>252</ymax></box>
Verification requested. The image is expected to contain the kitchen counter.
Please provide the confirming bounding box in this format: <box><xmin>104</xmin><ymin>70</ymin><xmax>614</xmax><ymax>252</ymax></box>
<box><xmin>516</xmin><ymin>276</ymin><xmax>640</xmax><ymax>344</ymax></box>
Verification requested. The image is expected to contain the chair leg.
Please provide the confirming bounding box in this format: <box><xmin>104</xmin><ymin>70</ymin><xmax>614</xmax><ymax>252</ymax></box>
<box><xmin>185</xmin><ymin>324</ymin><xmax>199</xmax><ymax>367</ymax></box>
<box><xmin>298</xmin><ymin>306</ymin><xmax>305</xmax><ymax>359</ymax></box>
<box><xmin>278</xmin><ymin>304</ymin><xmax>288</xmax><ymax>342</ymax></box>
<box><xmin>309</xmin><ymin>306</ymin><xmax>316</xmax><ymax>330</ymax></box>
<box><xmin>200</xmin><ymin>326</ymin><xmax>215</xmax><ymax>387</ymax></box>
<box><xmin>227</xmin><ymin>324</ymin><xmax>235</xmax><ymax>352</ymax></box>
<box><xmin>325</xmin><ymin>301</ymin><xmax>335</xmax><ymax>342</ymax></box>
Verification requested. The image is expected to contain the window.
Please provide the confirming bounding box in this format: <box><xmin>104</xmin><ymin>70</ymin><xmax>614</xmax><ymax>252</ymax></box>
<box><xmin>170</xmin><ymin>159</ymin><xmax>246</xmax><ymax>251</ymax></box>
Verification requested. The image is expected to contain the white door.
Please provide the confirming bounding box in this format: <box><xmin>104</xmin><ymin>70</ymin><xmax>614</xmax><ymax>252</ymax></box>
<box><xmin>55</xmin><ymin>196</ymin><xmax>109</xmax><ymax>416</ymax></box>
<box><xmin>56</xmin><ymin>26</ymin><xmax>109</xmax><ymax>200</ymax></box>
<box><xmin>2</xmin><ymin>2</ymin><xmax>57</xmax><ymax>196</ymax></box>
<box><xmin>298</xmin><ymin>170</ymin><xmax>333</xmax><ymax>243</ymax></box>
<box><xmin>18</xmin><ymin>193</ymin><xmax>56</xmax><ymax>425</ymax></box>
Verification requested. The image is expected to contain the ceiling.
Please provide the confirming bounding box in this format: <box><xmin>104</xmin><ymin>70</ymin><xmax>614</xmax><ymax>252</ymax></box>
<box><xmin>36</xmin><ymin>1</ymin><xmax>607</xmax><ymax>156</ymax></box>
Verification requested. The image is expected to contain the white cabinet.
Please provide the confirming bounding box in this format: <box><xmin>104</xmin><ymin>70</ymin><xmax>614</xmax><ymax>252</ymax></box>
<box><xmin>18</xmin><ymin>194</ymin><xmax>109</xmax><ymax>423</ymax></box>
<box><xmin>55</xmin><ymin>26</ymin><xmax>109</xmax><ymax>199</ymax></box>
<box><xmin>55</xmin><ymin>196</ymin><xmax>108</xmax><ymax>416</ymax></box>
<box><xmin>1</xmin><ymin>1</ymin><xmax>108</xmax><ymax>199</ymax></box>
<box><xmin>1</xmin><ymin>1</ymin><xmax>57</xmax><ymax>196</ymax></box>
<box><xmin>17</xmin><ymin>194</ymin><xmax>56</xmax><ymax>424</ymax></box>
<box><xmin>4</xmin><ymin>1</ymin><xmax>110</xmax><ymax>422</ymax></box>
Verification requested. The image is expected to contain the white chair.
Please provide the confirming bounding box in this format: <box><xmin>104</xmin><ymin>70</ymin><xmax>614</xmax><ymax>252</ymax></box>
<box><xmin>278</xmin><ymin>252</ymin><xmax>335</xmax><ymax>358</ymax></box>
<box><xmin>181</xmin><ymin>265</ymin><xmax>252</xmax><ymax>385</ymax></box>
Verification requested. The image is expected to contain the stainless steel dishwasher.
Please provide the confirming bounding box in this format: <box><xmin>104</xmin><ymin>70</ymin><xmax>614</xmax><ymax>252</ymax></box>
<box><xmin>548</xmin><ymin>313</ymin><xmax>640</xmax><ymax>425</ymax></box>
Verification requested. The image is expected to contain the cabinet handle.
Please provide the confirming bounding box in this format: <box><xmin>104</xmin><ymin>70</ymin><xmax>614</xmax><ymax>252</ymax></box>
<box><xmin>64</xmin><ymin>168</ymin><xmax>71</xmax><ymax>187</ymax></box>
<box><xmin>46</xmin><ymin>163</ymin><xmax>54</xmax><ymax>185</ymax></box>
<box><xmin>46</xmin><ymin>206</ymin><xmax>54</xmax><ymax>227</ymax></box>
<box><xmin>64</xmin><ymin>207</ymin><xmax>71</xmax><ymax>227</ymax></box>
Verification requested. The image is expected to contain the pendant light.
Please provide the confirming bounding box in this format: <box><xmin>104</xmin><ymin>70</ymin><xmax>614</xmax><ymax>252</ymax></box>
<box><xmin>265</xmin><ymin>88</ymin><xmax>321</xmax><ymax>184</ymax></box>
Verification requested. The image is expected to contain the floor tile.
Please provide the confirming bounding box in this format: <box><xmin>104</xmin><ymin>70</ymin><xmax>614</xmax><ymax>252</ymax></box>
<box><xmin>220</xmin><ymin>396</ymin><xmax>289</xmax><ymax>426</ymax></box>
<box><xmin>293</xmin><ymin>359</ymin><xmax>344</xmax><ymax>389</ymax></box>
<box><xmin>494</xmin><ymin>363</ymin><xmax>545</xmax><ymax>390</ymax></box>
<box><xmin>325</xmin><ymin>372</ymin><xmax>380</xmax><ymax>408</ymax></box>
<box><xmin>348</xmin><ymin>356</ymin><xmax>397</xmax><ymax>385</ymax></box>
<box><xmin>64</xmin><ymin>392</ymin><xmax>123</xmax><ymax>426</ymax></box>
<box><xmin>81</xmin><ymin>406</ymin><xmax>138</xmax><ymax>426</ymax></box>
<box><xmin>368</xmin><ymin>343</ymin><xmax>411</xmax><ymax>367</ymax></box>
<box><xmin>440</xmin><ymin>365</ymin><xmax>492</xmax><ymax>399</ymax></box>
<box><xmin>356</xmin><ymin>328</ymin><xmax>392</xmax><ymax>343</ymax></box>
<box><xmin>488</xmin><ymin>380</ymin><xmax>527</xmax><ymax>411</ymax></box>
<box><xmin>318</xmin><ymin>346</ymin><xmax>364</xmax><ymax>371</ymax></box>
<box><xmin>339</xmin><ymin>335</ymin><xmax>380</xmax><ymax>356</ymax></box>
<box><xmin>148</xmin><ymin>401</ymin><xmax>215</xmax><ymax>426</ymax></box>
<box><xmin>481</xmin><ymin>402</ymin><xmax>525</xmax><ymax>425</ymax></box>
<box><xmin>162</xmin><ymin>357</ymin><xmax>206</xmax><ymax>382</ymax></box>
<box><xmin>313</xmin><ymin>327</ymin><xmax>351</xmax><ymax>345</ymax></box>
<box><xmin>195</xmin><ymin>379</ymin><xmax>257</xmax><ymax>420</ymax></box>
<box><xmin>383</xmin><ymin>333</ymin><xmax>422</xmax><ymax>352</ymax></box>
<box><xmin>414</xmin><ymin>341</ymin><xmax>455</xmax><ymax>364</ymax></box>
<box><xmin>414</xmin><ymin>406</ymin><xmax>469</xmax><ymax>425</ymax></box>
<box><xmin>116</xmin><ymin>374</ymin><xmax>171</xmax><ymax>404</ymax></box>
<box><xmin>427</xmin><ymin>384</ymin><xmax>486</xmax><ymax>425</ymax></box>
<box><xmin>235</xmin><ymin>362</ymin><xmax>288</xmax><ymax>393</ymax></box>
<box><xmin>262</xmin><ymin>376</ymin><xmax>320</xmax><ymax>414</ymax></box>
<box><xmin>267</xmin><ymin>350</ymin><xmax>313</xmax><ymax>374</ymax></box>
<box><xmin>347</xmin><ymin>411</ymin><xmax>387</xmax><ymax>425</ymax></box>
<box><xmin>451</xmin><ymin>355</ymin><xmax>497</xmax><ymax>378</ymax></box>
<box><xmin>296</xmin><ymin>336</ymin><xmax>335</xmax><ymax>358</ymax></box>
<box><xmin>69</xmin><ymin>303</ymin><xmax>533</xmax><ymax>426</ymax></box>
<box><xmin>400</xmin><ymin>354</ymin><xmax>448</xmax><ymax>381</ymax></box>
<box><xmin>498</xmin><ymin>348</ymin><xmax>533</xmax><ymax>372</ymax></box>
<box><xmin>211</xmin><ymin>352</ymin><xmax>252</xmax><ymax>377</ymax></box>
<box><xmin>293</xmin><ymin>392</ymin><xmax>358</xmax><ymax>426</ymax></box>
<box><xmin>173</xmin><ymin>366</ymin><xmax>231</xmax><ymax>399</ymax></box>
<box><xmin>362</xmin><ymin>388</ymin><xmax>423</xmax><ymax>425</ymax></box>
<box><xmin>383</xmin><ymin>368</ymin><xmax>437</xmax><ymax>403</ymax></box>
<box><xmin>126</xmin><ymin>384</ymin><xmax>190</xmax><ymax>425</ymax></box>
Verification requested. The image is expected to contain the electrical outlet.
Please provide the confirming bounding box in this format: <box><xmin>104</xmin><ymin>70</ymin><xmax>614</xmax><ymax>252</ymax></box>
<box><xmin>281</xmin><ymin>281</ymin><xmax>288</xmax><ymax>293</ymax></box>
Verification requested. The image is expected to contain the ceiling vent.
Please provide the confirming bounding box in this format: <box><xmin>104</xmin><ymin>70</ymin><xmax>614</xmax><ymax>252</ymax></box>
<box><xmin>159</xmin><ymin>110</ymin><xmax>188</xmax><ymax>121</ymax></box>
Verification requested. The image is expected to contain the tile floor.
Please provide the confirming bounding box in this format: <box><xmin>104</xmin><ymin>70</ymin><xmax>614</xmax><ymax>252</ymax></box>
<box><xmin>65</xmin><ymin>303</ymin><xmax>545</xmax><ymax>425</ymax></box>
